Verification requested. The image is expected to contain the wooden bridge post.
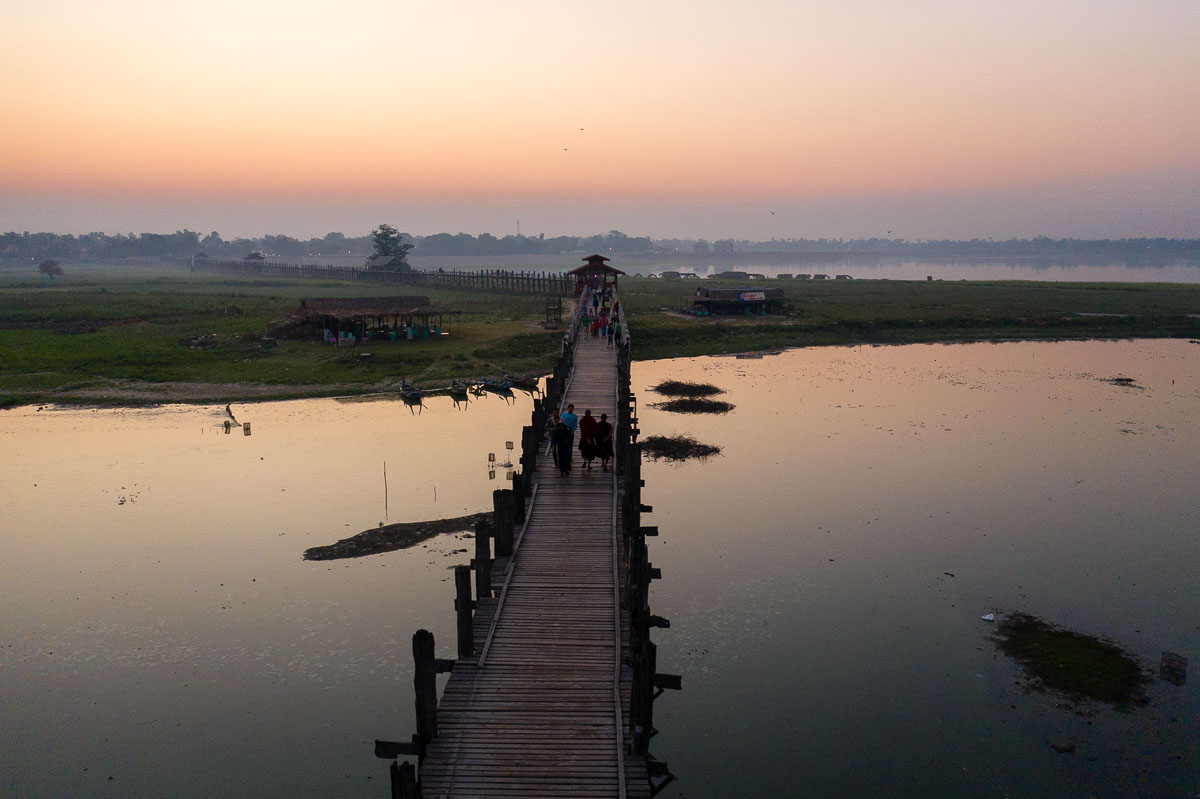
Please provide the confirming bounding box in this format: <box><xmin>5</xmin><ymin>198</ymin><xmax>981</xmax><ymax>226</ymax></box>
<box><xmin>389</xmin><ymin>759</ymin><xmax>418</xmax><ymax>799</ymax></box>
<box><xmin>492</xmin><ymin>489</ymin><xmax>514</xmax><ymax>556</ymax></box>
<box><xmin>454</xmin><ymin>565</ymin><xmax>473</xmax><ymax>659</ymax></box>
<box><xmin>532</xmin><ymin>398</ymin><xmax>545</xmax><ymax>438</ymax></box>
<box><xmin>473</xmin><ymin>519</ymin><xmax>492</xmax><ymax>598</ymax></box>
<box><xmin>521</xmin><ymin>425</ymin><xmax>536</xmax><ymax>475</ymax></box>
<box><xmin>413</xmin><ymin>630</ymin><xmax>438</xmax><ymax>746</ymax></box>
<box><xmin>511</xmin><ymin>474</ymin><xmax>527</xmax><ymax>522</ymax></box>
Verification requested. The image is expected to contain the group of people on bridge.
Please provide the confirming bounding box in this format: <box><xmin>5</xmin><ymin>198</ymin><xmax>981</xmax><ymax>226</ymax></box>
<box><xmin>582</xmin><ymin>287</ymin><xmax>621</xmax><ymax>348</ymax></box>
<box><xmin>550</xmin><ymin>403</ymin><xmax>613</xmax><ymax>476</ymax></box>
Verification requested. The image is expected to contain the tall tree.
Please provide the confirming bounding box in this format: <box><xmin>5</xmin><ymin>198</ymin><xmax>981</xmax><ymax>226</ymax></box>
<box><xmin>370</xmin><ymin>224</ymin><xmax>413</xmax><ymax>270</ymax></box>
<box><xmin>38</xmin><ymin>259</ymin><xmax>63</xmax><ymax>278</ymax></box>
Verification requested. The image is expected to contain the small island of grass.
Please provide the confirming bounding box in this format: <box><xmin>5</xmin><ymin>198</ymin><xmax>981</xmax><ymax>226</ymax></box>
<box><xmin>650</xmin><ymin>380</ymin><xmax>725</xmax><ymax>397</ymax></box>
<box><xmin>650</xmin><ymin>397</ymin><xmax>735</xmax><ymax>414</ymax></box>
<box><xmin>641</xmin><ymin>434</ymin><xmax>722</xmax><ymax>460</ymax></box>
<box><xmin>991</xmin><ymin>613</ymin><xmax>1151</xmax><ymax>710</ymax></box>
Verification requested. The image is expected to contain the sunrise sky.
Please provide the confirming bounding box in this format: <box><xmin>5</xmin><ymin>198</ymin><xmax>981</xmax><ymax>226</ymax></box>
<box><xmin>2</xmin><ymin>0</ymin><xmax>1198</xmax><ymax>240</ymax></box>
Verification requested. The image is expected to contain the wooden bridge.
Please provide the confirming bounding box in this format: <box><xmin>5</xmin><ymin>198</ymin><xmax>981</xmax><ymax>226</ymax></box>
<box><xmin>375</xmin><ymin>292</ymin><xmax>677</xmax><ymax>797</ymax></box>
<box><xmin>193</xmin><ymin>259</ymin><xmax>573</xmax><ymax>296</ymax></box>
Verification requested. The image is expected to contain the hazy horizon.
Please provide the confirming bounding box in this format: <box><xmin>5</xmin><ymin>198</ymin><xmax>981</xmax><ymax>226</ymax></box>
<box><xmin>3</xmin><ymin>1</ymin><xmax>1198</xmax><ymax>241</ymax></box>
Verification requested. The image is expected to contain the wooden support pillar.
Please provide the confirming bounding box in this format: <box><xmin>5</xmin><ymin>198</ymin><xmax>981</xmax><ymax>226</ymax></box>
<box><xmin>412</xmin><ymin>630</ymin><xmax>437</xmax><ymax>746</ymax></box>
<box><xmin>512</xmin><ymin>473</ymin><xmax>527</xmax><ymax>521</ymax></box>
<box><xmin>454</xmin><ymin>565</ymin><xmax>473</xmax><ymax>659</ymax></box>
<box><xmin>473</xmin><ymin>519</ymin><xmax>492</xmax><ymax>598</ymax></box>
<box><xmin>521</xmin><ymin>425</ymin><xmax>536</xmax><ymax>474</ymax></box>
<box><xmin>493</xmin><ymin>489</ymin><xmax>514</xmax><ymax>556</ymax></box>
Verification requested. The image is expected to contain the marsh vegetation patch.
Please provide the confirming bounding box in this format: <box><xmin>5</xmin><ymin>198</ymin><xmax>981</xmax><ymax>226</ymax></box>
<box><xmin>650</xmin><ymin>379</ymin><xmax>725</xmax><ymax>398</ymax></box>
<box><xmin>303</xmin><ymin>512</ymin><xmax>489</xmax><ymax>560</ymax></box>
<box><xmin>991</xmin><ymin>613</ymin><xmax>1151</xmax><ymax>710</ymax></box>
<box><xmin>642</xmin><ymin>434</ymin><xmax>722</xmax><ymax>461</ymax></box>
<box><xmin>650</xmin><ymin>398</ymin><xmax>735</xmax><ymax>414</ymax></box>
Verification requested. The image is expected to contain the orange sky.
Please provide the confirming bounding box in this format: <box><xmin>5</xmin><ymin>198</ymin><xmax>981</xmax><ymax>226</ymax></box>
<box><xmin>2</xmin><ymin>0</ymin><xmax>1198</xmax><ymax>238</ymax></box>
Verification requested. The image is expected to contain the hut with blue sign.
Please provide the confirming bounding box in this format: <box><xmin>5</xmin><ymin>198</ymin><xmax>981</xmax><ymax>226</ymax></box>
<box><xmin>691</xmin><ymin>286</ymin><xmax>785</xmax><ymax>316</ymax></box>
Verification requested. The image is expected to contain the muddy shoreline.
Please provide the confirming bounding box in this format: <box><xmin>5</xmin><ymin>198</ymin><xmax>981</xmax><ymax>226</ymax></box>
<box><xmin>303</xmin><ymin>512</ymin><xmax>490</xmax><ymax>560</ymax></box>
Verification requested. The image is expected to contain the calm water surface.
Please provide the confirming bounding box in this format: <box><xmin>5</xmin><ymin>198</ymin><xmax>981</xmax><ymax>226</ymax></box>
<box><xmin>640</xmin><ymin>340</ymin><xmax>1200</xmax><ymax>798</ymax></box>
<box><xmin>1</xmin><ymin>392</ymin><xmax>533</xmax><ymax>797</ymax></box>
<box><xmin>2</xmin><ymin>340</ymin><xmax>1198</xmax><ymax>797</ymax></box>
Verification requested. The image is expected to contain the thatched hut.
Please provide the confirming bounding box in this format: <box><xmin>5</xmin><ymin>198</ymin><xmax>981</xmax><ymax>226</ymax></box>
<box><xmin>268</xmin><ymin>296</ymin><xmax>460</xmax><ymax>343</ymax></box>
<box><xmin>692</xmin><ymin>286</ymin><xmax>785</xmax><ymax>316</ymax></box>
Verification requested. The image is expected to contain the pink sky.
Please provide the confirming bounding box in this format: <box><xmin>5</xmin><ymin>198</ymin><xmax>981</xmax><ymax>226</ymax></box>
<box><xmin>2</xmin><ymin>0</ymin><xmax>1198</xmax><ymax>239</ymax></box>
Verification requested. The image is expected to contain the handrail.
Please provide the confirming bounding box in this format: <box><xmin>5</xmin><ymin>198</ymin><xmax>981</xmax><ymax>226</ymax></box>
<box><xmin>476</xmin><ymin>481</ymin><xmax>540</xmax><ymax>667</ymax></box>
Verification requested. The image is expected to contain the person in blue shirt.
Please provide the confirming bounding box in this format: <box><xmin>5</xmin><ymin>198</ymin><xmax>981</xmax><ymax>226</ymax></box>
<box><xmin>560</xmin><ymin>404</ymin><xmax>578</xmax><ymax>432</ymax></box>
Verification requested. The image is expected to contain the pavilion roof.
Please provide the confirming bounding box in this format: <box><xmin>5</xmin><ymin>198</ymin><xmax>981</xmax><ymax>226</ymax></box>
<box><xmin>565</xmin><ymin>259</ymin><xmax>626</xmax><ymax>277</ymax></box>
<box><xmin>299</xmin><ymin>296</ymin><xmax>436</xmax><ymax>318</ymax></box>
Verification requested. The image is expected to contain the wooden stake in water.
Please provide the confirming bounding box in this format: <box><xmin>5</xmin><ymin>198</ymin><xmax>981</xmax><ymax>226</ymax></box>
<box><xmin>384</xmin><ymin>461</ymin><xmax>388</xmax><ymax>519</ymax></box>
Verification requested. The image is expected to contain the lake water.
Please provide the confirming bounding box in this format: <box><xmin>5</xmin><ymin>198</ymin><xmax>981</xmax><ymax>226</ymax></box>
<box><xmin>2</xmin><ymin>340</ymin><xmax>1198</xmax><ymax>797</ymax></box>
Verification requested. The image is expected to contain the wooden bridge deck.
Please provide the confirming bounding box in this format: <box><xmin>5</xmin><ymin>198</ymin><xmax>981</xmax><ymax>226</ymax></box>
<box><xmin>419</xmin><ymin>331</ymin><xmax>649</xmax><ymax>798</ymax></box>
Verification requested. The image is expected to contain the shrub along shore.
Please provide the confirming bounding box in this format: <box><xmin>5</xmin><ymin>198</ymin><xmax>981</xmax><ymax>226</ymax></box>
<box><xmin>3</xmin><ymin>264</ymin><xmax>1200</xmax><ymax>407</ymax></box>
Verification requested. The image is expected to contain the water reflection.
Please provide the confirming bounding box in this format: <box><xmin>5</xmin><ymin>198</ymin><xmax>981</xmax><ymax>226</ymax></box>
<box><xmin>0</xmin><ymin>392</ymin><xmax>534</xmax><ymax>797</ymax></box>
<box><xmin>639</xmin><ymin>340</ymin><xmax>1200</xmax><ymax>798</ymax></box>
<box><xmin>3</xmin><ymin>341</ymin><xmax>1198</xmax><ymax>798</ymax></box>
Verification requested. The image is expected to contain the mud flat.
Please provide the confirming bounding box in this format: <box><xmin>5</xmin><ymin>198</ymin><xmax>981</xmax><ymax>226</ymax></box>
<box><xmin>303</xmin><ymin>512</ymin><xmax>489</xmax><ymax>560</ymax></box>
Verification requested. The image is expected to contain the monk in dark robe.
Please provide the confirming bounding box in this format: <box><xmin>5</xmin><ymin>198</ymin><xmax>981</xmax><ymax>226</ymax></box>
<box><xmin>551</xmin><ymin>421</ymin><xmax>573</xmax><ymax>476</ymax></box>
<box><xmin>578</xmin><ymin>409</ymin><xmax>598</xmax><ymax>469</ymax></box>
<box><xmin>595</xmin><ymin>413</ymin><xmax>614</xmax><ymax>471</ymax></box>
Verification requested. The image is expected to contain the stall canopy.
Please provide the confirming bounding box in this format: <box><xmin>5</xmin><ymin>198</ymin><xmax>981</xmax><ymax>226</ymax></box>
<box><xmin>268</xmin><ymin>296</ymin><xmax>460</xmax><ymax>342</ymax></box>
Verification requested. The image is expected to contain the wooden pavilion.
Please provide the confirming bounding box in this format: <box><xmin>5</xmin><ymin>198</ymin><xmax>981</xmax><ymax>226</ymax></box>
<box><xmin>268</xmin><ymin>296</ymin><xmax>459</xmax><ymax>343</ymax></box>
<box><xmin>566</xmin><ymin>254</ymin><xmax>625</xmax><ymax>295</ymax></box>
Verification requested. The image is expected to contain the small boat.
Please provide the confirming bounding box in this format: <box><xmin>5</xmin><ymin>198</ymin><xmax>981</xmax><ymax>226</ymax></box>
<box><xmin>448</xmin><ymin>379</ymin><xmax>470</xmax><ymax>401</ymax></box>
<box><xmin>476</xmin><ymin>376</ymin><xmax>515</xmax><ymax>404</ymax></box>
<box><xmin>399</xmin><ymin>380</ymin><xmax>424</xmax><ymax>413</ymax></box>
<box><xmin>503</xmin><ymin>374</ymin><xmax>541</xmax><ymax>395</ymax></box>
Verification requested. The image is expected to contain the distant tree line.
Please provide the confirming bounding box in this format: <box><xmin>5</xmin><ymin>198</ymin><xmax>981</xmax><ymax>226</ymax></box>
<box><xmin>662</xmin><ymin>236</ymin><xmax>1200</xmax><ymax>260</ymax></box>
<box><xmin>2</xmin><ymin>229</ymin><xmax>1196</xmax><ymax>262</ymax></box>
<box><xmin>0</xmin><ymin>228</ymin><xmax>655</xmax><ymax>261</ymax></box>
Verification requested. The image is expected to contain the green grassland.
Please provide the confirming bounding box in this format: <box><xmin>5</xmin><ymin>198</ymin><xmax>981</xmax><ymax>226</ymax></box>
<box><xmin>622</xmin><ymin>276</ymin><xmax>1200</xmax><ymax>358</ymax></box>
<box><xmin>0</xmin><ymin>264</ymin><xmax>560</xmax><ymax>406</ymax></box>
<box><xmin>3</xmin><ymin>262</ymin><xmax>1199</xmax><ymax>406</ymax></box>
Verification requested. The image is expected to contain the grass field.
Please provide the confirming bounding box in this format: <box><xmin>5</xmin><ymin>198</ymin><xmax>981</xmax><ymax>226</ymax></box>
<box><xmin>3</xmin><ymin>261</ymin><xmax>1200</xmax><ymax>406</ymax></box>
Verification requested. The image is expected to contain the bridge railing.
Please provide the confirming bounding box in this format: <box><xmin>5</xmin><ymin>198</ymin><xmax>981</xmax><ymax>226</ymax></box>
<box><xmin>192</xmin><ymin>259</ymin><xmax>573</xmax><ymax>296</ymax></box>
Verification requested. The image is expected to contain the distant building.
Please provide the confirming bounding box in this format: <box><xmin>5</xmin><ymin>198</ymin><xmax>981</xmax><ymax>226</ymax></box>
<box><xmin>365</xmin><ymin>254</ymin><xmax>410</xmax><ymax>272</ymax></box>
<box><xmin>692</xmin><ymin>286</ymin><xmax>785</xmax><ymax>316</ymax></box>
<box><xmin>835</xmin><ymin>274</ymin><xmax>853</xmax><ymax>280</ymax></box>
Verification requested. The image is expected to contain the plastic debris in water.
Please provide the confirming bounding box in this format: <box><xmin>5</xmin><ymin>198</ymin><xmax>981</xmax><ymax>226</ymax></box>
<box><xmin>981</xmin><ymin>613</ymin><xmax>996</xmax><ymax>622</ymax></box>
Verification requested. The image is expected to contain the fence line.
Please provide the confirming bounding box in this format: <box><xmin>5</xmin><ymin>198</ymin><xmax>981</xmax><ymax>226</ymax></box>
<box><xmin>192</xmin><ymin>260</ymin><xmax>573</xmax><ymax>296</ymax></box>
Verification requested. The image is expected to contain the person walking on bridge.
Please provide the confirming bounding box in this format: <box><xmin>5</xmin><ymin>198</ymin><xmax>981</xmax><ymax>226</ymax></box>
<box><xmin>551</xmin><ymin>422</ymin><xmax>573</xmax><ymax>476</ymax></box>
<box><xmin>595</xmin><ymin>413</ymin><xmax>614</xmax><ymax>471</ymax></box>
<box><xmin>578</xmin><ymin>409</ymin><xmax>598</xmax><ymax>470</ymax></box>
<box><xmin>559</xmin><ymin>404</ymin><xmax>578</xmax><ymax>471</ymax></box>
